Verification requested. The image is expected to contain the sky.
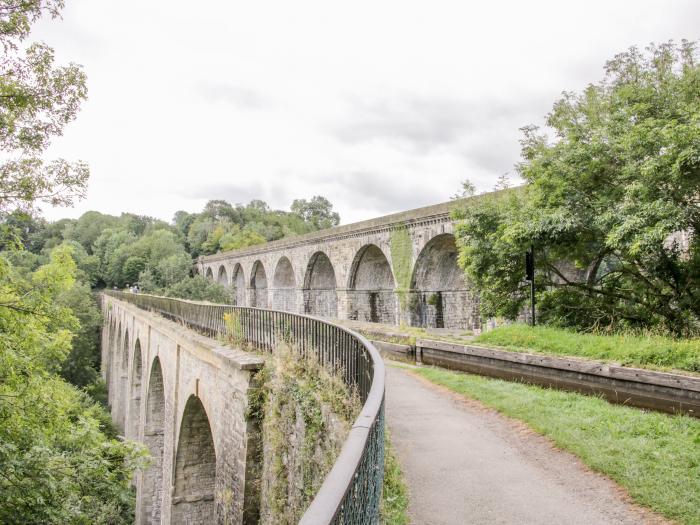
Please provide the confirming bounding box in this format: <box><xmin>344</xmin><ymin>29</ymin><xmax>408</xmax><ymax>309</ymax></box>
<box><xmin>32</xmin><ymin>0</ymin><xmax>700</xmax><ymax>225</ymax></box>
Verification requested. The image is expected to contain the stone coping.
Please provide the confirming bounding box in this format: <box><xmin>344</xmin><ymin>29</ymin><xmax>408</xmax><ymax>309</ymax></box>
<box><xmin>416</xmin><ymin>338</ymin><xmax>700</xmax><ymax>393</ymax></box>
<box><xmin>106</xmin><ymin>295</ymin><xmax>265</xmax><ymax>371</ymax></box>
<box><xmin>199</xmin><ymin>188</ymin><xmax>516</xmax><ymax>264</ymax></box>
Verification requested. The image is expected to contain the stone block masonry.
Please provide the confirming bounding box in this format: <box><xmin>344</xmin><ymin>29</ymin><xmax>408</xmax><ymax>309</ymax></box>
<box><xmin>101</xmin><ymin>295</ymin><xmax>265</xmax><ymax>524</ymax></box>
<box><xmin>199</xmin><ymin>196</ymin><xmax>485</xmax><ymax>331</ymax></box>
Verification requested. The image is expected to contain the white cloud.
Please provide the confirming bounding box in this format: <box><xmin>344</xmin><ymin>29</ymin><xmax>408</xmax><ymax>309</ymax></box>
<box><xmin>31</xmin><ymin>0</ymin><xmax>700</xmax><ymax>225</ymax></box>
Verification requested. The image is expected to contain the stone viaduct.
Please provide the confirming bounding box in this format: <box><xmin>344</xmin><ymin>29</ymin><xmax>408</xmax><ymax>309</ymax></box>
<box><xmin>101</xmin><ymin>294</ymin><xmax>264</xmax><ymax>524</ymax></box>
<box><xmin>198</xmin><ymin>198</ymin><xmax>480</xmax><ymax>331</ymax></box>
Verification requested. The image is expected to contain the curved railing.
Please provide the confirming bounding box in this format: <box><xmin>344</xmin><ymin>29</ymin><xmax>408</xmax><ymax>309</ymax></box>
<box><xmin>103</xmin><ymin>290</ymin><xmax>385</xmax><ymax>524</ymax></box>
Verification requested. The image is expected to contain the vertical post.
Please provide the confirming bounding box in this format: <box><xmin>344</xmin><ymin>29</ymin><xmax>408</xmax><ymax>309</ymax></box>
<box><xmin>526</xmin><ymin>244</ymin><xmax>536</xmax><ymax>327</ymax></box>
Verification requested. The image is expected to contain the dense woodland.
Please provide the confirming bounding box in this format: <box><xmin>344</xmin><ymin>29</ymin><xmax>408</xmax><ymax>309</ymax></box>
<box><xmin>1</xmin><ymin>1</ymin><xmax>698</xmax><ymax>523</ymax></box>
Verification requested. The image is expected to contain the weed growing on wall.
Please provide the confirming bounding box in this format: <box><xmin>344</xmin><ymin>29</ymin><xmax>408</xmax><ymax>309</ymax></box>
<box><xmin>390</xmin><ymin>224</ymin><xmax>413</xmax><ymax>311</ymax></box>
<box><xmin>223</xmin><ymin>311</ymin><xmax>245</xmax><ymax>347</ymax></box>
<box><xmin>250</xmin><ymin>342</ymin><xmax>360</xmax><ymax>524</ymax></box>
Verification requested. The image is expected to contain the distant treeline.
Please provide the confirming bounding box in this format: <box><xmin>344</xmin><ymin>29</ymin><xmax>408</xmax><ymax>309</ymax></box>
<box><xmin>2</xmin><ymin>195</ymin><xmax>339</xmax><ymax>293</ymax></box>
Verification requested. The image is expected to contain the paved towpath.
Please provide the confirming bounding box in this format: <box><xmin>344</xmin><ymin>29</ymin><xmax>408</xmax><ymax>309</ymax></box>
<box><xmin>385</xmin><ymin>365</ymin><xmax>667</xmax><ymax>525</ymax></box>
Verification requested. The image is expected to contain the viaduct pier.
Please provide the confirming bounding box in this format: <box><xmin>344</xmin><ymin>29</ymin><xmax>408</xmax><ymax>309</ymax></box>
<box><xmin>198</xmin><ymin>197</ymin><xmax>481</xmax><ymax>331</ymax></box>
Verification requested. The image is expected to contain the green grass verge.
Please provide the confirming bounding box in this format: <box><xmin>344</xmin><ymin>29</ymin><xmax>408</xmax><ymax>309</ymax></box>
<box><xmin>381</xmin><ymin>431</ymin><xmax>410</xmax><ymax>525</ymax></box>
<box><xmin>474</xmin><ymin>324</ymin><xmax>700</xmax><ymax>373</ymax></box>
<box><xmin>406</xmin><ymin>364</ymin><xmax>700</xmax><ymax>524</ymax></box>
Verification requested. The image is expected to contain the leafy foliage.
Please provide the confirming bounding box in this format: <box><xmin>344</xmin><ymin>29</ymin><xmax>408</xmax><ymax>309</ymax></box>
<box><xmin>290</xmin><ymin>196</ymin><xmax>340</xmax><ymax>230</ymax></box>
<box><xmin>0</xmin><ymin>1</ymin><xmax>89</xmax><ymax>216</ymax></box>
<box><xmin>0</xmin><ymin>245</ymin><xmax>143</xmax><ymax>524</ymax></box>
<box><xmin>165</xmin><ymin>274</ymin><xmax>232</xmax><ymax>303</ymax></box>
<box><xmin>456</xmin><ymin>42</ymin><xmax>700</xmax><ymax>334</ymax></box>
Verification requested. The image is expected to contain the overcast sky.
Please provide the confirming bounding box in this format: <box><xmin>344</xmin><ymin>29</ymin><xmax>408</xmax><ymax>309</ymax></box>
<box><xmin>33</xmin><ymin>0</ymin><xmax>699</xmax><ymax>225</ymax></box>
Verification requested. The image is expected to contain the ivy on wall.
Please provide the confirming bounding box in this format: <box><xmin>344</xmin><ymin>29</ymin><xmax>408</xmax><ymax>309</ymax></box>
<box><xmin>390</xmin><ymin>224</ymin><xmax>413</xmax><ymax>310</ymax></box>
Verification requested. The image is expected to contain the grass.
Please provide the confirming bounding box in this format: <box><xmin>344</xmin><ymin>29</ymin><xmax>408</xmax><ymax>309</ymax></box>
<box><xmin>405</xmin><ymin>364</ymin><xmax>700</xmax><ymax>525</ymax></box>
<box><xmin>381</xmin><ymin>431</ymin><xmax>410</xmax><ymax>525</ymax></box>
<box><xmin>474</xmin><ymin>323</ymin><xmax>700</xmax><ymax>374</ymax></box>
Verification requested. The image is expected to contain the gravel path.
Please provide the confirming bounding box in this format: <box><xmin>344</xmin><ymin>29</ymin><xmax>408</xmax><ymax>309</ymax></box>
<box><xmin>385</xmin><ymin>365</ymin><xmax>667</xmax><ymax>525</ymax></box>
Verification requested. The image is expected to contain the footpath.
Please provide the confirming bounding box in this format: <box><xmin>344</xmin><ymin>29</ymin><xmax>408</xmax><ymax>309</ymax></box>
<box><xmin>385</xmin><ymin>365</ymin><xmax>667</xmax><ymax>525</ymax></box>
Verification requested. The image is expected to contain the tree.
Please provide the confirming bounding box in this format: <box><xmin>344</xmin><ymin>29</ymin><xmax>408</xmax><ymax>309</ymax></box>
<box><xmin>165</xmin><ymin>274</ymin><xmax>232</xmax><ymax>303</ymax></box>
<box><xmin>201</xmin><ymin>199</ymin><xmax>240</xmax><ymax>223</ymax></box>
<box><xmin>219</xmin><ymin>228</ymin><xmax>266</xmax><ymax>251</ymax></box>
<box><xmin>0</xmin><ymin>7</ymin><xmax>143</xmax><ymax>522</ymax></box>
<box><xmin>65</xmin><ymin>211</ymin><xmax>119</xmax><ymax>253</ymax></box>
<box><xmin>291</xmin><ymin>195</ymin><xmax>340</xmax><ymax>229</ymax></box>
<box><xmin>452</xmin><ymin>179</ymin><xmax>476</xmax><ymax>199</ymax></box>
<box><xmin>58</xmin><ymin>279</ymin><xmax>102</xmax><ymax>390</ymax></box>
<box><xmin>456</xmin><ymin>41</ymin><xmax>700</xmax><ymax>334</ymax></box>
<box><xmin>0</xmin><ymin>1</ymin><xmax>89</xmax><ymax>215</ymax></box>
<box><xmin>0</xmin><ymin>245</ymin><xmax>142</xmax><ymax>523</ymax></box>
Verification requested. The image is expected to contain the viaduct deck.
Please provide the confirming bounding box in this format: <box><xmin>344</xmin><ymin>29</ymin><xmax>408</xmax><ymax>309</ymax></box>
<box><xmin>196</xmin><ymin>194</ymin><xmax>511</xmax><ymax>332</ymax></box>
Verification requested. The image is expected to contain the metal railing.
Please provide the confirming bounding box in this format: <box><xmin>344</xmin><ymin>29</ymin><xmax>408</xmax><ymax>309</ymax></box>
<box><xmin>103</xmin><ymin>290</ymin><xmax>385</xmax><ymax>524</ymax></box>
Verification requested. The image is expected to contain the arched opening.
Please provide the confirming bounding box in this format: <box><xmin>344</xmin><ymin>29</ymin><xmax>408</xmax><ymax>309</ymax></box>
<box><xmin>205</xmin><ymin>267</ymin><xmax>214</xmax><ymax>280</ymax></box>
<box><xmin>119</xmin><ymin>329</ymin><xmax>130</xmax><ymax>433</ymax></box>
<box><xmin>127</xmin><ymin>339</ymin><xmax>143</xmax><ymax>440</ymax></box>
<box><xmin>141</xmin><ymin>357</ymin><xmax>165</xmax><ymax>525</ymax></box>
<box><xmin>172</xmin><ymin>395</ymin><xmax>216</xmax><ymax>524</ymax></box>
<box><xmin>348</xmin><ymin>244</ymin><xmax>397</xmax><ymax>324</ymax></box>
<box><xmin>216</xmin><ymin>265</ymin><xmax>228</xmax><ymax>287</ymax></box>
<box><xmin>232</xmin><ymin>263</ymin><xmax>246</xmax><ymax>306</ymax></box>
<box><xmin>272</xmin><ymin>256</ymin><xmax>296</xmax><ymax>312</ymax></box>
<box><xmin>250</xmin><ymin>261</ymin><xmax>268</xmax><ymax>308</ymax></box>
<box><xmin>303</xmin><ymin>251</ymin><xmax>338</xmax><ymax>318</ymax></box>
<box><xmin>410</xmin><ymin>233</ymin><xmax>474</xmax><ymax>329</ymax></box>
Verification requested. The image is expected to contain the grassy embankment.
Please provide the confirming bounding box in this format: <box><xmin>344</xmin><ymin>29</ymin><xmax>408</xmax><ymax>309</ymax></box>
<box><xmin>405</xmin><ymin>364</ymin><xmax>700</xmax><ymax>525</ymax></box>
<box><xmin>474</xmin><ymin>324</ymin><xmax>700</xmax><ymax>373</ymax></box>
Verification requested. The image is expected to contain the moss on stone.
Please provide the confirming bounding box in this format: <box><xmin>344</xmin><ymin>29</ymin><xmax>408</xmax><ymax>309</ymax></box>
<box><xmin>252</xmin><ymin>343</ymin><xmax>360</xmax><ymax>524</ymax></box>
<box><xmin>390</xmin><ymin>224</ymin><xmax>413</xmax><ymax>311</ymax></box>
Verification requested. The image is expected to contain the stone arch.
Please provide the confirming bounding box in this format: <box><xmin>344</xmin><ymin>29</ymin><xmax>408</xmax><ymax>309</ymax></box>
<box><xmin>216</xmin><ymin>265</ymin><xmax>228</xmax><ymax>287</ymax></box>
<box><xmin>272</xmin><ymin>256</ymin><xmax>296</xmax><ymax>312</ymax></box>
<box><xmin>232</xmin><ymin>263</ymin><xmax>246</xmax><ymax>306</ymax></box>
<box><xmin>250</xmin><ymin>260</ymin><xmax>268</xmax><ymax>308</ymax></box>
<box><xmin>119</xmin><ymin>328</ymin><xmax>130</xmax><ymax>433</ymax></box>
<box><xmin>141</xmin><ymin>357</ymin><xmax>166</xmax><ymax>525</ymax></box>
<box><xmin>410</xmin><ymin>233</ymin><xmax>472</xmax><ymax>329</ymax></box>
<box><xmin>127</xmin><ymin>339</ymin><xmax>143</xmax><ymax>440</ymax></box>
<box><xmin>172</xmin><ymin>395</ymin><xmax>217</xmax><ymax>524</ymax></box>
<box><xmin>303</xmin><ymin>251</ymin><xmax>338</xmax><ymax>318</ymax></box>
<box><xmin>348</xmin><ymin>244</ymin><xmax>397</xmax><ymax>324</ymax></box>
<box><xmin>205</xmin><ymin>266</ymin><xmax>214</xmax><ymax>280</ymax></box>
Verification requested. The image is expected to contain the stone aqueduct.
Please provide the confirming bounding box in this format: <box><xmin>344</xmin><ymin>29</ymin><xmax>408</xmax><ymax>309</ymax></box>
<box><xmin>99</xmin><ymin>199</ymin><xmax>478</xmax><ymax>523</ymax></box>
<box><xmin>198</xmin><ymin>198</ymin><xmax>480</xmax><ymax>330</ymax></box>
<box><xmin>102</xmin><ymin>295</ymin><xmax>265</xmax><ymax>524</ymax></box>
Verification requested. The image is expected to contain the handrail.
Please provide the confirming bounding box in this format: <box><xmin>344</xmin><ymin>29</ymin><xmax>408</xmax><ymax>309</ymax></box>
<box><xmin>102</xmin><ymin>290</ymin><xmax>385</xmax><ymax>524</ymax></box>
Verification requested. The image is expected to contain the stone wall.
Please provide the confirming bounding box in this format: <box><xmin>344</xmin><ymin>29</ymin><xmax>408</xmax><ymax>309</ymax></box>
<box><xmin>199</xmin><ymin>197</ymin><xmax>483</xmax><ymax>331</ymax></box>
<box><xmin>101</xmin><ymin>295</ymin><xmax>265</xmax><ymax>524</ymax></box>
